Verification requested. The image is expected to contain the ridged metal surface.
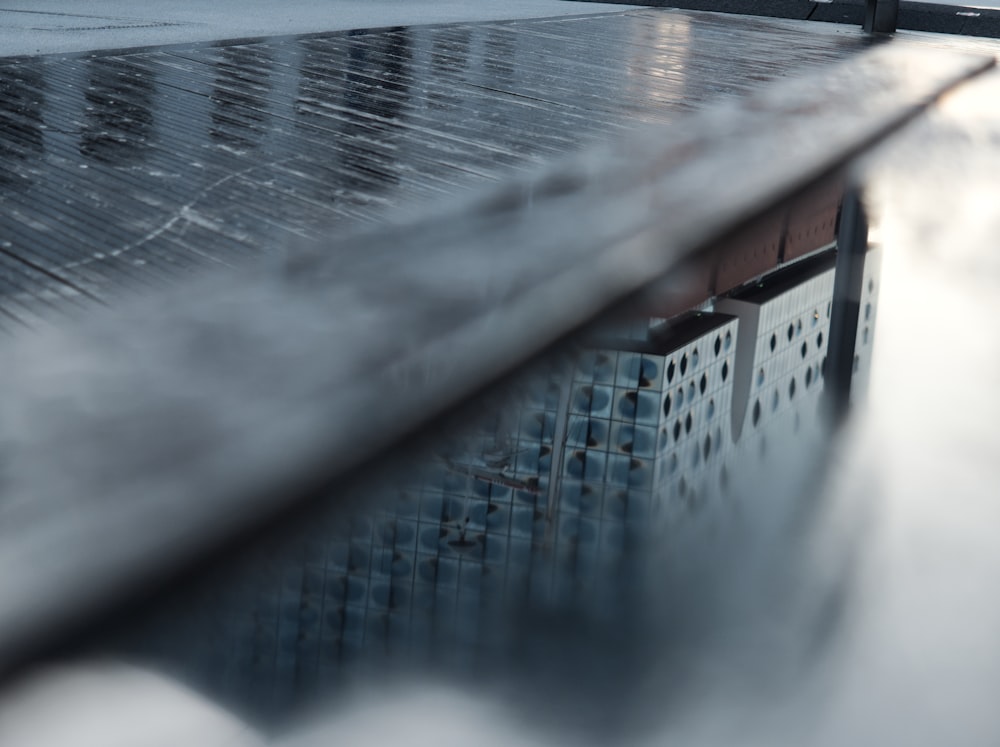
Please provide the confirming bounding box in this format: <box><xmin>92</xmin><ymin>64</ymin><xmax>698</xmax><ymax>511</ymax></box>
<box><xmin>0</xmin><ymin>10</ymin><xmax>876</xmax><ymax>328</ymax></box>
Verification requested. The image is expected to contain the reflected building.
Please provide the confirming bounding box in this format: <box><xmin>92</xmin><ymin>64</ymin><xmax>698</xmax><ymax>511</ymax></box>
<box><xmin>850</xmin><ymin>245</ymin><xmax>882</xmax><ymax>403</ymax></box>
<box><xmin>102</xmin><ymin>237</ymin><xmax>882</xmax><ymax>720</ymax></box>
<box><xmin>0</xmin><ymin>60</ymin><xmax>46</xmax><ymax>189</ymax></box>
<box><xmin>483</xmin><ymin>27</ymin><xmax>516</xmax><ymax>82</ymax></box>
<box><xmin>293</xmin><ymin>30</ymin><xmax>412</xmax><ymax>210</ymax></box>
<box><xmin>346</xmin><ymin>251</ymin><xmax>850</xmax><ymax>665</ymax></box>
<box><xmin>428</xmin><ymin>27</ymin><xmax>471</xmax><ymax>112</ymax></box>
<box><xmin>340</xmin><ymin>29</ymin><xmax>411</xmax><ymax>192</ymax></box>
<box><xmin>209</xmin><ymin>46</ymin><xmax>274</xmax><ymax>153</ymax></box>
<box><xmin>80</xmin><ymin>57</ymin><xmax>157</xmax><ymax>166</ymax></box>
<box><xmin>716</xmin><ymin>251</ymin><xmax>837</xmax><ymax>447</ymax></box>
<box><xmin>0</xmin><ymin>11</ymin><xmax>902</xmax><ymax>725</ymax></box>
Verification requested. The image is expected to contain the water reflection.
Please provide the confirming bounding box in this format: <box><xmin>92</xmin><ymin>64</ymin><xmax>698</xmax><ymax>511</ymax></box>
<box><xmin>626</xmin><ymin>16</ymin><xmax>692</xmax><ymax>122</ymax></box>
<box><xmin>340</xmin><ymin>30</ymin><xmax>410</xmax><ymax>191</ymax></box>
<box><xmin>483</xmin><ymin>28</ymin><xmax>516</xmax><ymax>82</ymax></box>
<box><xmin>79</xmin><ymin>57</ymin><xmax>157</xmax><ymax>166</ymax></box>
<box><xmin>428</xmin><ymin>28</ymin><xmax>471</xmax><ymax>111</ymax></box>
<box><xmin>209</xmin><ymin>46</ymin><xmax>274</xmax><ymax>153</ymax></box>
<box><xmin>0</xmin><ymin>61</ymin><xmax>45</xmax><ymax>189</ymax></box>
<box><xmin>323</xmin><ymin>250</ymin><xmax>857</xmax><ymax>671</ymax></box>
<box><xmin>294</xmin><ymin>30</ymin><xmax>412</xmax><ymax>205</ymax></box>
<box><xmin>96</xmin><ymin>231</ymin><xmax>882</xmax><ymax>725</ymax></box>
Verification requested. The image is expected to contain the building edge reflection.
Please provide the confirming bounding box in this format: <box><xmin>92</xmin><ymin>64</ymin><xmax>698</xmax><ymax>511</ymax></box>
<box><xmin>89</xmin><ymin>189</ymin><xmax>884</xmax><ymax>729</ymax></box>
